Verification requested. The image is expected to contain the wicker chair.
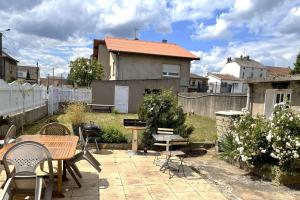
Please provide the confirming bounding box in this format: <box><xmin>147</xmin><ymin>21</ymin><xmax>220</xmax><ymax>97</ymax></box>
<box><xmin>39</xmin><ymin>123</ymin><xmax>81</xmax><ymax>187</ymax></box>
<box><xmin>0</xmin><ymin>141</ymin><xmax>54</xmax><ymax>200</ymax></box>
<box><xmin>39</xmin><ymin>123</ymin><xmax>71</xmax><ymax>135</ymax></box>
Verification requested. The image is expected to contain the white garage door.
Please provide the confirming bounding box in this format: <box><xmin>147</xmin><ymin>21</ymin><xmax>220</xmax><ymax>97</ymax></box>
<box><xmin>114</xmin><ymin>85</ymin><xmax>129</xmax><ymax>113</ymax></box>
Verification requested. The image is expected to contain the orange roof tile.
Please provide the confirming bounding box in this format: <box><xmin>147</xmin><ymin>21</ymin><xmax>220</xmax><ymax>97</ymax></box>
<box><xmin>266</xmin><ymin>66</ymin><xmax>290</xmax><ymax>77</ymax></box>
<box><xmin>102</xmin><ymin>37</ymin><xmax>199</xmax><ymax>60</ymax></box>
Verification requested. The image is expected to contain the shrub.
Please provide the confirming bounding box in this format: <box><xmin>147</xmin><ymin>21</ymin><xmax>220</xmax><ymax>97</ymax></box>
<box><xmin>220</xmin><ymin>103</ymin><xmax>300</xmax><ymax>173</ymax></box>
<box><xmin>65</xmin><ymin>102</ymin><xmax>86</xmax><ymax>125</ymax></box>
<box><xmin>138</xmin><ymin>90</ymin><xmax>194</xmax><ymax>148</ymax></box>
<box><xmin>101</xmin><ymin>126</ymin><xmax>127</xmax><ymax>143</ymax></box>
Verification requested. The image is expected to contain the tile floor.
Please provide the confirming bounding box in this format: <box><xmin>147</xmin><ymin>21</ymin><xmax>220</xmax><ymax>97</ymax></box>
<box><xmin>0</xmin><ymin>150</ymin><xmax>227</xmax><ymax>200</ymax></box>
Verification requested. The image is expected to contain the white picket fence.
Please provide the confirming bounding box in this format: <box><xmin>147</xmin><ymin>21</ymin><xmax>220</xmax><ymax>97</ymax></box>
<box><xmin>0</xmin><ymin>79</ymin><xmax>46</xmax><ymax>116</ymax></box>
<box><xmin>0</xmin><ymin>79</ymin><xmax>92</xmax><ymax>116</ymax></box>
<box><xmin>48</xmin><ymin>86</ymin><xmax>92</xmax><ymax>115</ymax></box>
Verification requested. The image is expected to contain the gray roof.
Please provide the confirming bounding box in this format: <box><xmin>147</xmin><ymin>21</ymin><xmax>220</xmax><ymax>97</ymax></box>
<box><xmin>232</xmin><ymin>57</ymin><xmax>264</xmax><ymax>69</ymax></box>
<box><xmin>247</xmin><ymin>75</ymin><xmax>300</xmax><ymax>83</ymax></box>
<box><xmin>190</xmin><ymin>73</ymin><xmax>208</xmax><ymax>79</ymax></box>
<box><xmin>1</xmin><ymin>50</ymin><xmax>18</xmax><ymax>63</ymax></box>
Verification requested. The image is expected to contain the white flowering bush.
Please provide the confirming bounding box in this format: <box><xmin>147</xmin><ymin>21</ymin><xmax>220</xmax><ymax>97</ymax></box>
<box><xmin>221</xmin><ymin>103</ymin><xmax>300</xmax><ymax>173</ymax></box>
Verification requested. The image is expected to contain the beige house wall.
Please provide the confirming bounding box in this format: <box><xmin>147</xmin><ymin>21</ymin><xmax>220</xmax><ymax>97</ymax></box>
<box><xmin>117</xmin><ymin>53</ymin><xmax>190</xmax><ymax>92</ymax></box>
<box><xmin>98</xmin><ymin>44</ymin><xmax>110</xmax><ymax>80</ymax></box>
<box><xmin>91</xmin><ymin>79</ymin><xmax>180</xmax><ymax>113</ymax></box>
<box><xmin>249</xmin><ymin>81</ymin><xmax>300</xmax><ymax>116</ymax></box>
<box><xmin>4</xmin><ymin>59</ymin><xmax>17</xmax><ymax>82</ymax></box>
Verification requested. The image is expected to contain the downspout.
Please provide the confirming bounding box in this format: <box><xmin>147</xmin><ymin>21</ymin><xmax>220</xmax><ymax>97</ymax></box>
<box><xmin>116</xmin><ymin>52</ymin><xmax>120</xmax><ymax>80</ymax></box>
<box><xmin>246</xmin><ymin>83</ymin><xmax>252</xmax><ymax>113</ymax></box>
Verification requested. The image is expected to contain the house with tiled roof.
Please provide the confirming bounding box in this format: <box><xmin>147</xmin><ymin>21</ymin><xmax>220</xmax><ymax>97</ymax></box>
<box><xmin>189</xmin><ymin>73</ymin><xmax>208</xmax><ymax>92</ymax></box>
<box><xmin>93</xmin><ymin>37</ymin><xmax>199</xmax><ymax>92</ymax></box>
<box><xmin>206</xmin><ymin>73</ymin><xmax>245</xmax><ymax>93</ymax></box>
<box><xmin>266</xmin><ymin>66</ymin><xmax>290</xmax><ymax>77</ymax></box>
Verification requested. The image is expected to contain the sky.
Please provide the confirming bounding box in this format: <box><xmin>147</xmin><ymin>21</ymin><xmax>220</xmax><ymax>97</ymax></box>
<box><xmin>1</xmin><ymin>0</ymin><xmax>300</xmax><ymax>78</ymax></box>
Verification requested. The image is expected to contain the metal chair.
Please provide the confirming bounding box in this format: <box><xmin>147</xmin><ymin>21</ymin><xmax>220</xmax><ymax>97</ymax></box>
<box><xmin>0</xmin><ymin>125</ymin><xmax>17</xmax><ymax>147</ymax></box>
<box><xmin>66</xmin><ymin>127</ymin><xmax>101</xmax><ymax>180</ymax></box>
<box><xmin>39</xmin><ymin>123</ymin><xmax>71</xmax><ymax>135</ymax></box>
<box><xmin>153</xmin><ymin>128</ymin><xmax>174</xmax><ymax>164</ymax></box>
<box><xmin>0</xmin><ymin>141</ymin><xmax>54</xmax><ymax>200</ymax></box>
<box><xmin>39</xmin><ymin>123</ymin><xmax>81</xmax><ymax>188</ymax></box>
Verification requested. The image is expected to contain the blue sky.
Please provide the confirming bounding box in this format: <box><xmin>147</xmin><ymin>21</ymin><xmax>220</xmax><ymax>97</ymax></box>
<box><xmin>1</xmin><ymin>0</ymin><xmax>300</xmax><ymax>78</ymax></box>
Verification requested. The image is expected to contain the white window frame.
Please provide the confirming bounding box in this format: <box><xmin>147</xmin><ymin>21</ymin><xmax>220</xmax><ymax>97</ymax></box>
<box><xmin>162</xmin><ymin>64</ymin><xmax>180</xmax><ymax>78</ymax></box>
<box><xmin>264</xmin><ymin>89</ymin><xmax>292</xmax><ymax>118</ymax></box>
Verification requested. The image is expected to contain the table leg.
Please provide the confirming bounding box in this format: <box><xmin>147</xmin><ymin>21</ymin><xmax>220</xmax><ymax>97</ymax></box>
<box><xmin>53</xmin><ymin>160</ymin><xmax>64</xmax><ymax>198</ymax></box>
<box><xmin>132</xmin><ymin>129</ymin><xmax>138</xmax><ymax>151</ymax></box>
<box><xmin>166</xmin><ymin>140</ymin><xmax>170</xmax><ymax>151</ymax></box>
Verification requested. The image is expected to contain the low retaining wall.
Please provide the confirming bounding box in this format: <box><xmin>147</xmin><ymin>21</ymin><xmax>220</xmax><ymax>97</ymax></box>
<box><xmin>178</xmin><ymin>93</ymin><xmax>247</xmax><ymax>118</ymax></box>
<box><xmin>0</xmin><ymin>104</ymin><xmax>48</xmax><ymax>136</ymax></box>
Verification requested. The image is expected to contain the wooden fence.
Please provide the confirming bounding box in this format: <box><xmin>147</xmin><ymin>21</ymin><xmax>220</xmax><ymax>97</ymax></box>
<box><xmin>178</xmin><ymin>93</ymin><xmax>247</xmax><ymax>118</ymax></box>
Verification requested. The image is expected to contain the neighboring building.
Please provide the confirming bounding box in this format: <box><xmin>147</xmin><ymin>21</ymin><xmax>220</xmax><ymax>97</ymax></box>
<box><xmin>17</xmin><ymin>65</ymin><xmax>39</xmax><ymax>84</ymax></box>
<box><xmin>93</xmin><ymin>37</ymin><xmax>199</xmax><ymax>92</ymax></box>
<box><xmin>40</xmin><ymin>76</ymin><xmax>68</xmax><ymax>87</ymax></box>
<box><xmin>247</xmin><ymin>76</ymin><xmax>300</xmax><ymax>119</ymax></box>
<box><xmin>188</xmin><ymin>73</ymin><xmax>208</xmax><ymax>92</ymax></box>
<box><xmin>266</xmin><ymin>66</ymin><xmax>290</xmax><ymax>77</ymax></box>
<box><xmin>0</xmin><ymin>51</ymin><xmax>18</xmax><ymax>82</ymax></box>
<box><xmin>207</xmin><ymin>73</ymin><xmax>245</xmax><ymax>93</ymax></box>
<box><xmin>221</xmin><ymin>56</ymin><xmax>267</xmax><ymax>79</ymax></box>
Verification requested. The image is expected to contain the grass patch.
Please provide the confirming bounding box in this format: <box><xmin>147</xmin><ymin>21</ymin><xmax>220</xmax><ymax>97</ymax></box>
<box><xmin>185</xmin><ymin>114</ymin><xmax>217</xmax><ymax>142</ymax></box>
<box><xmin>24</xmin><ymin>112</ymin><xmax>216</xmax><ymax>142</ymax></box>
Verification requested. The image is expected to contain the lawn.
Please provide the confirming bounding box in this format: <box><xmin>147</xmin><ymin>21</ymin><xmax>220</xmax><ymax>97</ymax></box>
<box><xmin>24</xmin><ymin>113</ymin><xmax>217</xmax><ymax>142</ymax></box>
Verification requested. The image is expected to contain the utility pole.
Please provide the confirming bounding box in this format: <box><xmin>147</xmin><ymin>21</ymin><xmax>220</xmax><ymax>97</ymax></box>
<box><xmin>0</xmin><ymin>29</ymin><xmax>10</xmax><ymax>53</ymax></box>
<box><xmin>134</xmin><ymin>28</ymin><xmax>139</xmax><ymax>40</ymax></box>
<box><xmin>52</xmin><ymin>67</ymin><xmax>54</xmax><ymax>86</ymax></box>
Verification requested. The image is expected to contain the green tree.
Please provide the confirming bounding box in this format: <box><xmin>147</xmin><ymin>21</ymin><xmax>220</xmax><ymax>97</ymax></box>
<box><xmin>291</xmin><ymin>52</ymin><xmax>300</xmax><ymax>74</ymax></box>
<box><xmin>138</xmin><ymin>90</ymin><xmax>194</xmax><ymax>148</ymax></box>
<box><xmin>26</xmin><ymin>70</ymin><xmax>31</xmax><ymax>80</ymax></box>
<box><xmin>68</xmin><ymin>57</ymin><xmax>104</xmax><ymax>87</ymax></box>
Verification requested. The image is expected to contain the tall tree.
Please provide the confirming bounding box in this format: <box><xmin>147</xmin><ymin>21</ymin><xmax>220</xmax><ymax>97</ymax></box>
<box><xmin>291</xmin><ymin>52</ymin><xmax>300</xmax><ymax>74</ymax></box>
<box><xmin>68</xmin><ymin>57</ymin><xmax>104</xmax><ymax>87</ymax></box>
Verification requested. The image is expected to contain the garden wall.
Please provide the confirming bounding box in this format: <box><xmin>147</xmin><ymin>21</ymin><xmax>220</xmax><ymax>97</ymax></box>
<box><xmin>178</xmin><ymin>93</ymin><xmax>247</xmax><ymax>118</ymax></box>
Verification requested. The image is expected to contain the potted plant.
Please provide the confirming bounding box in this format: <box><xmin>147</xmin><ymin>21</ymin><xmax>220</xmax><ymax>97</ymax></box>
<box><xmin>65</xmin><ymin>102</ymin><xmax>86</xmax><ymax>135</ymax></box>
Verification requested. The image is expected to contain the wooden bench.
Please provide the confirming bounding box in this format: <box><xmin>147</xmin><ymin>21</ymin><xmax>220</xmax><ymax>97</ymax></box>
<box><xmin>87</xmin><ymin>104</ymin><xmax>115</xmax><ymax>113</ymax></box>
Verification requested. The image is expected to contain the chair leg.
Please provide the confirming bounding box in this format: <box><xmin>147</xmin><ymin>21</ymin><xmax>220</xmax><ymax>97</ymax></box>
<box><xmin>35</xmin><ymin>177</ymin><xmax>43</xmax><ymax>200</ymax></box>
<box><xmin>70</xmin><ymin>163</ymin><xmax>82</xmax><ymax>178</ymax></box>
<box><xmin>66</xmin><ymin>164</ymin><xmax>81</xmax><ymax>188</ymax></box>
<box><xmin>83</xmin><ymin>152</ymin><xmax>101</xmax><ymax>173</ymax></box>
<box><xmin>94</xmin><ymin>139</ymin><xmax>100</xmax><ymax>154</ymax></box>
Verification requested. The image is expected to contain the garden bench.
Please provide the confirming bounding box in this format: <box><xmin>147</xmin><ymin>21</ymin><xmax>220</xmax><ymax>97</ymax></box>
<box><xmin>87</xmin><ymin>103</ymin><xmax>115</xmax><ymax>113</ymax></box>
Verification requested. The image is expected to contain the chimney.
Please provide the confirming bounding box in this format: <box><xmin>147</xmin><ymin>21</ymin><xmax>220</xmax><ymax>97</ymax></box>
<box><xmin>162</xmin><ymin>39</ymin><xmax>167</xmax><ymax>43</ymax></box>
<box><xmin>0</xmin><ymin>32</ymin><xmax>2</xmax><ymax>54</ymax></box>
<box><xmin>246</xmin><ymin>56</ymin><xmax>250</xmax><ymax>60</ymax></box>
<box><xmin>227</xmin><ymin>57</ymin><xmax>231</xmax><ymax>63</ymax></box>
<box><xmin>240</xmin><ymin>55</ymin><xmax>243</xmax><ymax>60</ymax></box>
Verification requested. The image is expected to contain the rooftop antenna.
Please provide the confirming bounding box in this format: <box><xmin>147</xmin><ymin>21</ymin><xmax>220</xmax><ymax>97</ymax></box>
<box><xmin>134</xmin><ymin>28</ymin><xmax>139</xmax><ymax>40</ymax></box>
<box><xmin>243</xmin><ymin>48</ymin><xmax>247</xmax><ymax>57</ymax></box>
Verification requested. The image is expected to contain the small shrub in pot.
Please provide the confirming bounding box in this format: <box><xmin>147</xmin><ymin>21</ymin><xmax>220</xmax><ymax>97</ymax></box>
<box><xmin>65</xmin><ymin>102</ymin><xmax>86</xmax><ymax>135</ymax></box>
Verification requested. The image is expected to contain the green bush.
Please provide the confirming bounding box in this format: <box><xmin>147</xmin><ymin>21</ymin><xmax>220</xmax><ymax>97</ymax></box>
<box><xmin>101</xmin><ymin>126</ymin><xmax>127</xmax><ymax>143</ymax></box>
<box><xmin>220</xmin><ymin>103</ymin><xmax>300</xmax><ymax>173</ymax></box>
<box><xmin>138</xmin><ymin>90</ymin><xmax>194</xmax><ymax>148</ymax></box>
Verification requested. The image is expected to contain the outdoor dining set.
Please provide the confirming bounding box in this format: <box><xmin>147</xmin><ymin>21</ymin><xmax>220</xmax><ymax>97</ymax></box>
<box><xmin>0</xmin><ymin>123</ymin><xmax>189</xmax><ymax>200</ymax></box>
<box><xmin>0</xmin><ymin>123</ymin><xmax>101</xmax><ymax>200</ymax></box>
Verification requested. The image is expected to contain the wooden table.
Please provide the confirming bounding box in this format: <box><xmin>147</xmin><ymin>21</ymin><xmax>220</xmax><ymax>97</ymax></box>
<box><xmin>0</xmin><ymin>135</ymin><xmax>79</xmax><ymax>198</ymax></box>
<box><xmin>87</xmin><ymin>103</ymin><xmax>115</xmax><ymax>112</ymax></box>
<box><xmin>124</xmin><ymin>126</ymin><xmax>146</xmax><ymax>155</ymax></box>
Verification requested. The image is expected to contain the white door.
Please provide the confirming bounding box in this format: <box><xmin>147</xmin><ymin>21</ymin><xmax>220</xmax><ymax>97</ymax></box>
<box><xmin>114</xmin><ymin>85</ymin><xmax>129</xmax><ymax>113</ymax></box>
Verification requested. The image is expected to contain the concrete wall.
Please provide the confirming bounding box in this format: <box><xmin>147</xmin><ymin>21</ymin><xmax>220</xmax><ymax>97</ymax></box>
<box><xmin>116</xmin><ymin>53</ymin><xmax>190</xmax><ymax>92</ymax></box>
<box><xmin>249</xmin><ymin>81</ymin><xmax>300</xmax><ymax>116</ymax></box>
<box><xmin>98</xmin><ymin>44</ymin><xmax>110</xmax><ymax>80</ymax></box>
<box><xmin>178</xmin><ymin>93</ymin><xmax>247</xmax><ymax>118</ymax></box>
<box><xmin>91</xmin><ymin>79</ymin><xmax>180</xmax><ymax>113</ymax></box>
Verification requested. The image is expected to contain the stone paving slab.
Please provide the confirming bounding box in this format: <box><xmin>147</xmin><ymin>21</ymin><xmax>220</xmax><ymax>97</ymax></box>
<box><xmin>0</xmin><ymin>149</ymin><xmax>227</xmax><ymax>200</ymax></box>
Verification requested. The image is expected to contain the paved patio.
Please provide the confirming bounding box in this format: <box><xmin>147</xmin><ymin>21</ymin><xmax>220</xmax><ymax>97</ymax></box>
<box><xmin>0</xmin><ymin>149</ymin><xmax>227</xmax><ymax>200</ymax></box>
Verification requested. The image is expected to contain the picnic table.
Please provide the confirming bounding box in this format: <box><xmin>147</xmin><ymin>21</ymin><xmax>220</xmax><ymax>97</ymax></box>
<box><xmin>0</xmin><ymin>135</ymin><xmax>78</xmax><ymax>198</ymax></box>
<box><xmin>87</xmin><ymin>103</ymin><xmax>115</xmax><ymax>112</ymax></box>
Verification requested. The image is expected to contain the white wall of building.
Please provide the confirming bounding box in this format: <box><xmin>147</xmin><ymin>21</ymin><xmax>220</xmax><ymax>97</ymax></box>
<box><xmin>220</xmin><ymin>62</ymin><xmax>240</xmax><ymax>77</ymax></box>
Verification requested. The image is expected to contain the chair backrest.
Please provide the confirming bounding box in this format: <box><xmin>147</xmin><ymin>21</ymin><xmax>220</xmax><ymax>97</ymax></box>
<box><xmin>157</xmin><ymin>128</ymin><xmax>174</xmax><ymax>135</ymax></box>
<box><xmin>40</xmin><ymin>122</ymin><xmax>71</xmax><ymax>135</ymax></box>
<box><xmin>78</xmin><ymin>126</ymin><xmax>88</xmax><ymax>150</ymax></box>
<box><xmin>170</xmin><ymin>138</ymin><xmax>189</xmax><ymax>146</ymax></box>
<box><xmin>3</xmin><ymin>141</ymin><xmax>54</xmax><ymax>179</ymax></box>
<box><xmin>4</xmin><ymin>125</ymin><xmax>17</xmax><ymax>145</ymax></box>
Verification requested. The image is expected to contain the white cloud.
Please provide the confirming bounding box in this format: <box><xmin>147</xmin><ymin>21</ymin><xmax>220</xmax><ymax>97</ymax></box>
<box><xmin>192</xmin><ymin>18</ymin><xmax>231</xmax><ymax>40</ymax></box>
